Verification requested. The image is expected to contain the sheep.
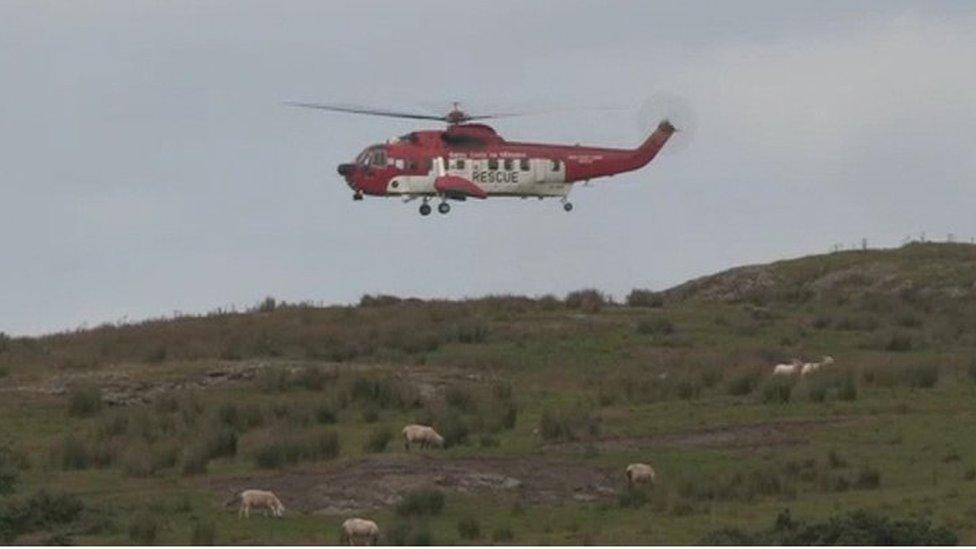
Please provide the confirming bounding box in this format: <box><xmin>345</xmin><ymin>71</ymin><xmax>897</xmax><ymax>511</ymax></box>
<box><xmin>625</xmin><ymin>463</ymin><xmax>656</xmax><ymax>486</ymax></box>
<box><xmin>801</xmin><ymin>355</ymin><xmax>835</xmax><ymax>376</ymax></box>
<box><xmin>773</xmin><ymin>358</ymin><xmax>802</xmax><ymax>376</ymax></box>
<box><xmin>402</xmin><ymin>424</ymin><xmax>445</xmax><ymax>450</ymax></box>
<box><xmin>234</xmin><ymin>489</ymin><xmax>285</xmax><ymax>519</ymax></box>
<box><xmin>341</xmin><ymin>518</ymin><xmax>380</xmax><ymax>546</ymax></box>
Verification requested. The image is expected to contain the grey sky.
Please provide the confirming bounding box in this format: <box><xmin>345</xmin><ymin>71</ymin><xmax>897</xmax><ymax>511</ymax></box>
<box><xmin>2</xmin><ymin>1</ymin><xmax>974</xmax><ymax>335</ymax></box>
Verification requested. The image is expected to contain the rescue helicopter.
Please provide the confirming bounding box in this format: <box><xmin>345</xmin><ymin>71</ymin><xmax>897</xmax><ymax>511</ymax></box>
<box><xmin>287</xmin><ymin>101</ymin><xmax>676</xmax><ymax>216</ymax></box>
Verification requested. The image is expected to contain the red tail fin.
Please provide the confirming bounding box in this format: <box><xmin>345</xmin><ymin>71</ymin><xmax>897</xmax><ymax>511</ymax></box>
<box><xmin>630</xmin><ymin>120</ymin><xmax>676</xmax><ymax>169</ymax></box>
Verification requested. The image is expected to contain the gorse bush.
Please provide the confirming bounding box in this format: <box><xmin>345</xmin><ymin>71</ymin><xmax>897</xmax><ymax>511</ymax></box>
<box><xmin>539</xmin><ymin>407</ymin><xmax>600</xmax><ymax>442</ymax></box>
<box><xmin>0</xmin><ymin>490</ymin><xmax>84</xmax><ymax>544</ymax></box>
<box><xmin>564</xmin><ymin>289</ymin><xmax>606</xmax><ymax>313</ymax></box>
<box><xmin>636</xmin><ymin>317</ymin><xmax>675</xmax><ymax>335</ymax></box>
<box><xmin>190</xmin><ymin>519</ymin><xmax>216</xmax><ymax>545</ymax></box>
<box><xmin>761</xmin><ymin>378</ymin><xmax>793</xmax><ymax>404</ymax></box>
<box><xmin>251</xmin><ymin>430</ymin><xmax>340</xmax><ymax>469</ymax></box>
<box><xmin>885</xmin><ymin>333</ymin><xmax>913</xmax><ymax>352</ymax></box>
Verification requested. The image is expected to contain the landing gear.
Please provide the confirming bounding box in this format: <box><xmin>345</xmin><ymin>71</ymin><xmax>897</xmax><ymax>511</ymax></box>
<box><xmin>353</xmin><ymin>190</ymin><xmax>363</xmax><ymax>201</ymax></box>
<box><xmin>419</xmin><ymin>202</ymin><xmax>431</xmax><ymax>216</ymax></box>
<box><xmin>438</xmin><ymin>202</ymin><xmax>451</xmax><ymax>215</ymax></box>
<box><xmin>563</xmin><ymin>201</ymin><xmax>573</xmax><ymax>212</ymax></box>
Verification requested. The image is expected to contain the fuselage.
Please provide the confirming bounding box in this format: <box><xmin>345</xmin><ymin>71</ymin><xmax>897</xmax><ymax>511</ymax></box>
<box><xmin>339</xmin><ymin>121</ymin><xmax>675</xmax><ymax>200</ymax></box>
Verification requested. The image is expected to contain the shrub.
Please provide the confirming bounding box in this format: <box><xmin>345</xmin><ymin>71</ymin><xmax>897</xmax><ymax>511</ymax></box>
<box><xmin>963</xmin><ymin>467</ymin><xmax>975</xmax><ymax>481</ymax></box>
<box><xmin>761</xmin><ymin>378</ymin><xmax>793</xmax><ymax>404</ymax></box>
<box><xmin>180</xmin><ymin>445</ymin><xmax>209</xmax><ymax>476</ymax></box>
<box><xmin>636</xmin><ymin>317</ymin><xmax>675</xmax><ymax>335</ymax></box>
<box><xmin>727</xmin><ymin>372</ymin><xmax>760</xmax><ymax>396</ymax></box>
<box><xmin>205</xmin><ymin>427</ymin><xmax>237</xmax><ymax>459</ymax></box>
<box><xmin>627</xmin><ymin>289</ymin><xmax>664</xmax><ymax>308</ymax></box>
<box><xmin>853</xmin><ymin>466</ymin><xmax>881</xmax><ymax>490</ymax></box>
<box><xmin>190</xmin><ymin>519</ymin><xmax>216</xmax><ymax>545</ymax></box>
<box><xmin>57</xmin><ymin>435</ymin><xmax>91</xmax><ymax>471</ymax></box>
<box><xmin>67</xmin><ymin>385</ymin><xmax>103</xmax><ymax>417</ymax></box>
<box><xmin>837</xmin><ymin>377</ymin><xmax>858</xmax><ymax>401</ymax></box>
<box><xmin>256</xmin><ymin>368</ymin><xmax>290</xmax><ymax>392</ymax></box>
<box><xmin>457</xmin><ymin>518</ymin><xmax>481</xmax><ymax>540</ymax></box>
<box><xmin>808</xmin><ymin>384</ymin><xmax>828</xmax><ymax>403</ymax></box>
<box><xmin>497</xmin><ymin>403</ymin><xmax>518</xmax><ymax>430</ymax></box>
<box><xmin>0</xmin><ymin>490</ymin><xmax>84</xmax><ymax>543</ymax></box>
<box><xmin>252</xmin><ymin>430</ymin><xmax>340</xmax><ymax>469</ymax></box>
<box><xmin>827</xmin><ymin>449</ymin><xmax>847</xmax><ymax>469</ymax></box>
<box><xmin>968</xmin><ymin>358</ymin><xmax>976</xmax><ymax>383</ymax></box>
<box><xmin>904</xmin><ymin>363</ymin><xmax>939</xmax><ymax>388</ymax></box>
<box><xmin>121</xmin><ymin>444</ymin><xmax>155</xmax><ymax>477</ymax></box>
<box><xmin>885</xmin><ymin>333</ymin><xmax>913</xmax><ymax>352</ymax></box>
<box><xmin>396</xmin><ymin>489</ymin><xmax>445</xmax><ymax>517</ymax></box>
<box><xmin>538</xmin><ymin>407</ymin><xmax>600</xmax><ymax>442</ymax></box>
<box><xmin>359</xmin><ymin>294</ymin><xmax>401</xmax><ymax>307</ymax></box>
<box><xmin>445</xmin><ymin>386</ymin><xmax>476</xmax><ymax>412</ymax></box>
<box><xmin>564</xmin><ymin>289</ymin><xmax>605</xmax><ymax>313</ymax></box>
<box><xmin>128</xmin><ymin>512</ymin><xmax>158</xmax><ymax>545</ymax></box>
<box><xmin>438</xmin><ymin>415</ymin><xmax>470</xmax><ymax>448</ymax></box>
<box><xmin>297</xmin><ymin>365</ymin><xmax>328</xmax><ymax>391</ymax></box>
<box><xmin>314</xmin><ymin>404</ymin><xmax>337</xmax><ymax>424</ymax></box>
<box><xmin>361</xmin><ymin>407</ymin><xmax>380</xmax><ymax>423</ymax></box>
<box><xmin>491</xmin><ymin>526</ymin><xmax>514</xmax><ymax>543</ymax></box>
<box><xmin>617</xmin><ymin>487</ymin><xmax>649</xmax><ymax>508</ymax></box>
<box><xmin>364</xmin><ymin>427</ymin><xmax>393</xmax><ymax>453</ymax></box>
<box><xmin>479</xmin><ymin>434</ymin><xmax>500</xmax><ymax>448</ymax></box>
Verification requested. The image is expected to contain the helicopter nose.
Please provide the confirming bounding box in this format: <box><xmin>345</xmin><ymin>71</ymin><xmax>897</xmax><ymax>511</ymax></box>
<box><xmin>337</xmin><ymin>163</ymin><xmax>355</xmax><ymax>177</ymax></box>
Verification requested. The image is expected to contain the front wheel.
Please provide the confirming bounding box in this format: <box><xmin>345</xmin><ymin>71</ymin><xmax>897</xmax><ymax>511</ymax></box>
<box><xmin>438</xmin><ymin>202</ymin><xmax>451</xmax><ymax>214</ymax></box>
<box><xmin>419</xmin><ymin>203</ymin><xmax>432</xmax><ymax>216</ymax></box>
<box><xmin>563</xmin><ymin>202</ymin><xmax>573</xmax><ymax>212</ymax></box>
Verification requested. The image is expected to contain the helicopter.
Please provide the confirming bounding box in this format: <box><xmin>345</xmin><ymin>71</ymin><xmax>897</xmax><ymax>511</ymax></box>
<box><xmin>287</xmin><ymin>101</ymin><xmax>676</xmax><ymax>216</ymax></box>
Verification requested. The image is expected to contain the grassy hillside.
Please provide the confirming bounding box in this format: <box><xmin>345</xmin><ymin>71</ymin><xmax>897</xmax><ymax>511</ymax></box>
<box><xmin>1</xmin><ymin>243</ymin><xmax>975</xmax><ymax>544</ymax></box>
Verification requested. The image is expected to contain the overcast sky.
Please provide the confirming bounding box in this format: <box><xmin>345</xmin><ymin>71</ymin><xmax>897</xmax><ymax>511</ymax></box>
<box><xmin>2</xmin><ymin>1</ymin><xmax>975</xmax><ymax>335</ymax></box>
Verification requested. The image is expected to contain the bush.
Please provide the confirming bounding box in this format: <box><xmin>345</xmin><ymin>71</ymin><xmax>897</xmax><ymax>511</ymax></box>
<box><xmin>67</xmin><ymin>385</ymin><xmax>103</xmax><ymax>417</ymax></box>
<box><xmin>445</xmin><ymin>386</ymin><xmax>476</xmax><ymax>412</ymax></box>
<box><xmin>121</xmin><ymin>444</ymin><xmax>155</xmax><ymax>477</ymax></box>
<box><xmin>636</xmin><ymin>317</ymin><xmax>675</xmax><ymax>335</ymax></box>
<box><xmin>396</xmin><ymin>489</ymin><xmax>445</xmax><ymax>517</ymax></box>
<box><xmin>627</xmin><ymin>289</ymin><xmax>664</xmax><ymax>308</ymax></box>
<box><xmin>853</xmin><ymin>466</ymin><xmax>881</xmax><ymax>490</ymax></box>
<box><xmin>885</xmin><ymin>333</ymin><xmax>913</xmax><ymax>352</ymax></box>
<box><xmin>539</xmin><ymin>407</ymin><xmax>600</xmax><ymax>442</ymax></box>
<box><xmin>491</xmin><ymin>526</ymin><xmax>514</xmax><ymax>543</ymax></box>
<box><xmin>700</xmin><ymin>508</ymin><xmax>958</xmax><ymax>545</ymax></box>
<box><xmin>251</xmin><ymin>430</ymin><xmax>340</xmax><ymax>469</ymax></box>
<box><xmin>0</xmin><ymin>491</ymin><xmax>84</xmax><ymax>543</ymax></box>
<box><xmin>190</xmin><ymin>519</ymin><xmax>216</xmax><ymax>545</ymax></box>
<box><xmin>837</xmin><ymin>377</ymin><xmax>858</xmax><ymax>401</ymax></box>
<box><xmin>904</xmin><ymin>363</ymin><xmax>939</xmax><ymax>388</ymax></box>
<box><xmin>761</xmin><ymin>378</ymin><xmax>793</xmax><ymax>404</ymax></box>
<box><xmin>361</xmin><ymin>407</ymin><xmax>380</xmax><ymax>423</ymax></box>
<box><xmin>57</xmin><ymin>435</ymin><xmax>91</xmax><ymax>470</ymax></box>
<box><xmin>564</xmin><ymin>289</ymin><xmax>606</xmax><ymax>313</ymax></box>
<box><xmin>827</xmin><ymin>449</ymin><xmax>847</xmax><ymax>469</ymax></box>
<box><xmin>457</xmin><ymin>517</ymin><xmax>481</xmax><ymax>540</ymax></box>
<box><xmin>205</xmin><ymin>427</ymin><xmax>237</xmax><ymax>459</ymax></box>
<box><xmin>968</xmin><ymin>358</ymin><xmax>976</xmax><ymax>383</ymax></box>
<box><xmin>314</xmin><ymin>403</ymin><xmax>337</xmax><ymax>424</ymax></box>
<box><xmin>180</xmin><ymin>444</ymin><xmax>209</xmax><ymax>476</ymax></box>
<box><xmin>727</xmin><ymin>372</ymin><xmax>760</xmax><ymax>396</ymax></box>
<box><xmin>618</xmin><ymin>487</ymin><xmax>649</xmax><ymax>508</ymax></box>
<box><xmin>128</xmin><ymin>512</ymin><xmax>158</xmax><ymax>545</ymax></box>
<box><xmin>297</xmin><ymin>366</ymin><xmax>328</xmax><ymax>391</ymax></box>
<box><xmin>963</xmin><ymin>466</ymin><xmax>975</xmax><ymax>481</ymax></box>
<box><xmin>364</xmin><ymin>427</ymin><xmax>393</xmax><ymax>453</ymax></box>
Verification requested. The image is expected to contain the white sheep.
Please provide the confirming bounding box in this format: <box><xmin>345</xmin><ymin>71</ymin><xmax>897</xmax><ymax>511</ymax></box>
<box><xmin>236</xmin><ymin>489</ymin><xmax>285</xmax><ymax>519</ymax></box>
<box><xmin>341</xmin><ymin>518</ymin><xmax>380</xmax><ymax>546</ymax></box>
<box><xmin>772</xmin><ymin>358</ymin><xmax>802</xmax><ymax>376</ymax></box>
<box><xmin>402</xmin><ymin>424</ymin><xmax>445</xmax><ymax>450</ymax></box>
<box><xmin>801</xmin><ymin>355</ymin><xmax>835</xmax><ymax>376</ymax></box>
<box><xmin>625</xmin><ymin>463</ymin><xmax>656</xmax><ymax>486</ymax></box>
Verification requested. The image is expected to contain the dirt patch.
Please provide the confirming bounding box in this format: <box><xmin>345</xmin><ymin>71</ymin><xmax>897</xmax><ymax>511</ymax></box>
<box><xmin>544</xmin><ymin>418</ymin><xmax>854</xmax><ymax>453</ymax></box>
<box><xmin>211</xmin><ymin>455</ymin><xmax>616</xmax><ymax>515</ymax></box>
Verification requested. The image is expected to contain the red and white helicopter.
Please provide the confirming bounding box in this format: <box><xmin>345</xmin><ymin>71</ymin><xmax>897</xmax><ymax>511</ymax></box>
<box><xmin>288</xmin><ymin>101</ymin><xmax>676</xmax><ymax>216</ymax></box>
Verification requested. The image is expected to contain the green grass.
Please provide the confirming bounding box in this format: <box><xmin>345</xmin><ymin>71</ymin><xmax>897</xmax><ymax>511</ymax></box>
<box><xmin>2</xmin><ymin>243</ymin><xmax>976</xmax><ymax>544</ymax></box>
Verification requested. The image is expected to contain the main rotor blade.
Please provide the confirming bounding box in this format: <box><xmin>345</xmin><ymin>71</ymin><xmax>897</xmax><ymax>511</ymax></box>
<box><xmin>283</xmin><ymin>102</ymin><xmax>447</xmax><ymax>122</ymax></box>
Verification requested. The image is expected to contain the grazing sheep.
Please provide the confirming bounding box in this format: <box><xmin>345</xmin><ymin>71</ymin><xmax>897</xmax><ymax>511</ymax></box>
<box><xmin>236</xmin><ymin>489</ymin><xmax>285</xmax><ymax>519</ymax></box>
<box><xmin>801</xmin><ymin>355</ymin><xmax>835</xmax><ymax>376</ymax></box>
<box><xmin>625</xmin><ymin>463</ymin><xmax>656</xmax><ymax>486</ymax></box>
<box><xmin>773</xmin><ymin>359</ymin><xmax>802</xmax><ymax>376</ymax></box>
<box><xmin>402</xmin><ymin>424</ymin><xmax>445</xmax><ymax>450</ymax></box>
<box><xmin>341</xmin><ymin>518</ymin><xmax>380</xmax><ymax>546</ymax></box>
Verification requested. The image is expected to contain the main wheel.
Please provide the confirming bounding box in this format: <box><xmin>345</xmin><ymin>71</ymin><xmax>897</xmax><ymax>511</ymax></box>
<box><xmin>353</xmin><ymin>191</ymin><xmax>363</xmax><ymax>201</ymax></box>
<box><xmin>563</xmin><ymin>201</ymin><xmax>573</xmax><ymax>212</ymax></box>
<box><xmin>419</xmin><ymin>203</ymin><xmax>432</xmax><ymax>216</ymax></box>
<box><xmin>438</xmin><ymin>202</ymin><xmax>451</xmax><ymax>214</ymax></box>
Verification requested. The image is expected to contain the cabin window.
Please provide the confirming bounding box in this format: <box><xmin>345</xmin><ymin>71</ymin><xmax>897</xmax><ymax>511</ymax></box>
<box><xmin>503</xmin><ymin>159</ymin><xmax>513</xmax><ymax>170</ymax></box>
<box><xmin>519</xmin><ymin>158</ymin><xmax>530</xmax><ymax>171</ymax></box>
<box><xmin>454</xmin><ymin>159</ymin><xmax>465</xmax><ymax>170</ymax></box>
<box><xmin>488</xmin><ymin>158</ymin><xmax>498</xmax><ymax>170</ymax></box>
<box><xmin>394</xmin><ymin>159</ymin><xmax>405</xmax><ymax>170</ymax></box>
<box><xmin>372</xmin><ymin>150</ymin><xmax>386</xmax><ymax>166</ymax></box>
<box><xmin>551</xmin><ymin>159</ymin><xmax>560</xmax><ymax>171</ymax></box>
